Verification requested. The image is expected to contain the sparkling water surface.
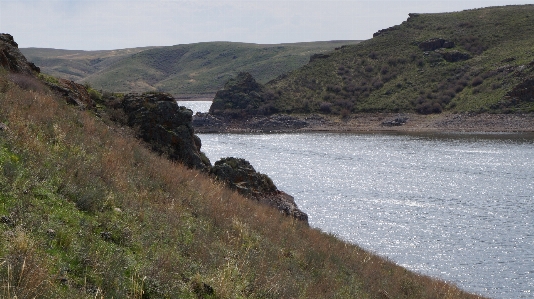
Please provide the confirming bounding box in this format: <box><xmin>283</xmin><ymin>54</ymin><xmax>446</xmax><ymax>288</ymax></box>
<box><xmin>176</xmin><ymin>101</ymin><xmax>212</xmax><ymax>114</ymax></box>
<box><xmin>198</xmin><ymin>132</ymin><xmax>534</xmax><ymax>299</ymax></box>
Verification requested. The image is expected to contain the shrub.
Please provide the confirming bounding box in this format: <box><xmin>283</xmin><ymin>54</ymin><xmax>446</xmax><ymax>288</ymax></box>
<box><xmin>8</xmin><ymin>73</ymin><xmax>46</xmax><ymax>93</ymax></box>
<box><xmin>471</xmin><ymin>76</ymin><xmax>484</xmax><ymax>87</ymax></box>
<box><xmin>319</xmin><ymin>102</ymin><xmax>332</xmax><ymax>113</ymax></box>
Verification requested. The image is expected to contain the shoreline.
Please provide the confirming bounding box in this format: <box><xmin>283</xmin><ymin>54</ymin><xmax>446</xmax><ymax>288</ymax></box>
<box><xmin>193</xmin><ymin>112</ymin><xmax>534</xmax><ymax>134</ymax></box>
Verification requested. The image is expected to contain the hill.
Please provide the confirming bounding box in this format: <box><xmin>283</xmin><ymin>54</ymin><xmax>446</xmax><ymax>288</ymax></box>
<box><xmin>21</xmin><ymin>41</ymin><xmax>361</xmax><ymax>97</ymax></box>
<box><xmin>0</xmin><ymin>33</ymin><xmax>486</xmax><ymax>298</ymax></box>
<box><xmin>211</xmin><ymin>5</ymin><xmax>534</xmax><ymax>117</ymax></box>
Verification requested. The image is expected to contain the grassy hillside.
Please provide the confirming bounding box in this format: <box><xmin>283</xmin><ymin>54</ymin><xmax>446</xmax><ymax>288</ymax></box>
<box><xmin>19</xmin><ymin>47</ymin><xmax>159</xmax><ymax>82</ymax></box>
<box><xmin>0</xmin><ymin>71</ymin><xmax>485</xmax><ymax>297</ymax></box>
<box><xmin>251</xmin><ymin>5</ymin><xmax>534</xmax><ymax>115</ymax></box>
<box><xmin>21</xmin><ymin>41</ymin><xmax>360</xmax><ymax>96</ymax></box>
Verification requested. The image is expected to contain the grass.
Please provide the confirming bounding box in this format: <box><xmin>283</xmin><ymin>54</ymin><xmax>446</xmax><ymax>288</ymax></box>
<box><xmin>261</xmin><ymin>5</ymin><xmax>534</xmax><ymax>115</ymax></box>
<box><xmin>0</xmin><ymin>69</ymin><xmax>487</xmax><ymax>298</ymax></box>
<box><xmin>21</xmin><ymin>41</ymin><xmax>361</xmax><ymax>97</ymax></box>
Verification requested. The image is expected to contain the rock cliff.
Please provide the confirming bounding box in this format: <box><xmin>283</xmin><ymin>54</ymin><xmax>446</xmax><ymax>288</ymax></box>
<box><xmin>211</xmin><ymin>157</ymin><xmax>308</xmax><ymax>223</ymax></box>
<box><xmin>0</xmin><ymin>33</ymin><xmax>40</xmax><ymax>75</ymax></box>
<box><xmin>209</xmin><ymin>72</ymin><xmax>277</xmax><ymax>117</ymax></box>
<box><xmin>117</xmin><ymin>93</ymin><xmax>211</xmax><ymax>170</ymax></box>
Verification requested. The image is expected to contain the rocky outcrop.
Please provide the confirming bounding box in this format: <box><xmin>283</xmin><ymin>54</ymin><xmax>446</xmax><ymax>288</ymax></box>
<box><xmin>382</xmin><ymin>116</ymin><xmax>409</xmax><ymax>127</ymax></box>
<box><xmin>0</xmin><ymin>33</ymin><xmax>40</xmax><ymax>74</ymax></box>
<box><xmin>211</xmin><ymin>157</ymin><xmax>308</xmax><ymax>223</ymax></box>
<box><xmin>118</xmin><ymin>93</ymin><xmax>210</xmax><ymax>170</ymax></box>
<box><xmin>209</xmin><ymin>72</ymin><xmax>275</xmax><ymax>117</ymax></box>
<box><xmin>46</xmin><ymin>79</ymin><xmax>95</xmax><ymax>110</ymax></box>
<box><xmin>418</xmin><ymin>38</ymin><xmax>455</xmax><ymax>51</ymax></box>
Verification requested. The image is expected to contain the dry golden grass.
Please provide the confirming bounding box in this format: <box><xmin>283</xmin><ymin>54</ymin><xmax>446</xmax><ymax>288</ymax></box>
<box><xmin>0</xmin><ymin>71</ymin><xmax>487</xmax><ymax>298</ymax></box>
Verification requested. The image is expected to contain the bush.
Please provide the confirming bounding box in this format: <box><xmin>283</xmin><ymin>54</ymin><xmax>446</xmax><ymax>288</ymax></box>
<box><xmin>319</xmin><ymin>102</ymin><xmax>332</xmax><ymax>113</ymax></box>
<box><xmin>471</xmin><ymin>76</ymin><xmax>484</xmax><ymax>87</ymax></box>
<box><xmin>9</xmin><ymin>73</ymin><xmax>46</xmax><ymax>93</ymax></box>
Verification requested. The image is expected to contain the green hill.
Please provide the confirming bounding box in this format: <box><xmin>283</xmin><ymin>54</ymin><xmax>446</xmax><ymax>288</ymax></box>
<box><xmin>21</xmin><ymin>41</ymin><xmax>360</xmax><ymax>97</ymax></box>
<box><xmin>1</xmin><ymin>35</ymin><xmax>486</xmax><ymax>298</ymax></box>
<box><xmin>213</xmin><ymin>5</ymin><xmax>534</xmax><ymax>116</ymax></box>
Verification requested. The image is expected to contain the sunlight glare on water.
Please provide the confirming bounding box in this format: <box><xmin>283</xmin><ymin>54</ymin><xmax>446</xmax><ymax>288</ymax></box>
<box><xmin>198</xmin><ymin>132</ymin><xmax>534</xmax><ymax>299</ymax></box>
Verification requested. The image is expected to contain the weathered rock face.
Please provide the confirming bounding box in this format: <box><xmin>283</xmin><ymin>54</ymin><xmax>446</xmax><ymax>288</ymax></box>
<box><xmin>211</xmin><ymin>157</ymin><xmax>309</xmax><ymax>223</ymax></box>
<box><xmin>0</xmin><ymin>33</ymin><xmax>40</xmax><ymax>74</ymax></box>
<box><xmin>120</xmin><ymin>93</ymin><xmax>210</xmax><ymax>170</ymax></box>
<box><xmin>209</xmin><ymin>72</ymin><xmax>274</xmax><ymax>117</ymax></box>
<box><xmin>211</xmin><ymin>157</ymin><xmax>277</xmax><ymax>196</ymax></box>
<box><xmin>46</xmin><ymin>79</ymin><xmax>95</xmax><ymax>110</ymax></box>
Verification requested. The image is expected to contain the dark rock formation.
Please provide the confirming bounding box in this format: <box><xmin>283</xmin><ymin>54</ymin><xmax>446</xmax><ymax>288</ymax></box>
<box><xmin>119</xmin><ymin>93</ymin><xmax>210</xmax><ymax>170</ymax></box>
<box><xmin>46</xmin><ymin>79</ymin><xmax>95</xmax><ymax>110</ymax></box>
<box><xmin>0</xmin><ymin>33</ymin><xmax>40</xmax><ymax>74</ymax></box>
<box><xmin>309</xmin><ymin>53</ymin><xmax>331</xmax><ymax>63</ymax></box>
<box><xmin>418</xmin><ymin>38</ymin><xmax>455</xmax><ymax>51</ymax></box>
<box><xmin>209</xmin><ymin>72</ymin><xmax>273</xmax><ymax>117</ymax></box>
<box><xmin>211</xmin><ymin>157</ymin><xmax>277</xmax><ymax>196</ymax></box>
<box><xmin>211</xmin><ymin>157</ymin><xmax>308</xmax><ymax>223</ymax></box>
<box><xmin>382</xmin><ymin>116</ymin><xmax>409</xmax><ymax>127</ymax></box>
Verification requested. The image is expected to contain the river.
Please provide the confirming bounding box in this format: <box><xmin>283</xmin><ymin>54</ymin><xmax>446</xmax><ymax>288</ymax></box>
<box><xmin>180</xmin><ymin>101</ymin><xmax>534</xmax><ymax>299</ymax></box>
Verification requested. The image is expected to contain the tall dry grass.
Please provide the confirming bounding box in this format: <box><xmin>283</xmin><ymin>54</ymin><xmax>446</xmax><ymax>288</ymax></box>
<box><xmin>0</xmin><ymin>71</ymin><xmax>487</xmax><ymax>298</ymax></box>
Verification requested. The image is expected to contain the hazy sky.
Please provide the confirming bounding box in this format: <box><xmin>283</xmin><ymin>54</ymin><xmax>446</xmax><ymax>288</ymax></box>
<box><xmin>0</xmin><ymin>0</ymin><xmax>531</xmax><ymax>50</ymax></box>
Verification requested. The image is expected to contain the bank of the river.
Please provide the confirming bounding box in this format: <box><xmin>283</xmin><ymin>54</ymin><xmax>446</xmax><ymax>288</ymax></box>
<box><xmin>193</xmin><ymin>112</ymin><xmax>534</xmax><ymax>133</ymax></box>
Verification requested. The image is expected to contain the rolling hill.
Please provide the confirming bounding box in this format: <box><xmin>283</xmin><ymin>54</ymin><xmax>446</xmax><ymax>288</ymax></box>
<box><xmin>21</xmin><ymin>41</ymin><xmax>361</xmax><ymax>97</ymax></box>
<box><xmin>211</xmin><ymin>5</ymin><xmax>534</xmax><ymax>116</ymax></box>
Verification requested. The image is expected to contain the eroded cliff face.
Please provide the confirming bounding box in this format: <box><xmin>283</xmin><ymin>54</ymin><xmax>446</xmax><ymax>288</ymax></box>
<box><xmin>0</xmin><ymin>34</ymin><xmax>40</xmax><ymax>75</ymax></box>
<box><xmin>118</xmin><ymin>93</ymin><xmax>211</xmax><ymax>170</ymax></box>
<box><xmin>211</xmin><ymin>157</ymin><xmax>309</xmax><ymax>223</ymax></box>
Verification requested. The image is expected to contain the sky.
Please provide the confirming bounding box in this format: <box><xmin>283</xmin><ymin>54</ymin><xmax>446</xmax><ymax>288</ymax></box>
<box><xmin>0</xmin><ymin>0</ymin><xmax>532</xmax><ymax>50</ymax></box>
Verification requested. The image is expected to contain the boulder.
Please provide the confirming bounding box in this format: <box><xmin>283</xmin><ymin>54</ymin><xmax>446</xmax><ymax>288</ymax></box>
<box><xmin>120</xmin><ymin>93</ymin><xmax>210</xmax><ymax>170</ymax></box>
<box><xmin>211</xmin><ymin>157</ymin><xmax>308</xmax><ymax>223</ymax></box>
<box><xmin>46</xmin><ymin>79</ymin><xmax>95</xmax><ymax>110</ymax></box>
<box><xmin>209</xmin><ymin>72</ymin><xmax>266</xmax><ymax>117</ymax></box>
<box><xmin>0</xmin><ymin>33</ymin><xmax>40</xmax><ymax>74</ymax></box>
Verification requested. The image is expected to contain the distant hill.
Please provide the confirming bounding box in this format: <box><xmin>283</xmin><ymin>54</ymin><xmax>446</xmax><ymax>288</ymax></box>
<box><xmin>212</xmin><ymin>5</ymin><xmax>534</xmax><ymax>116</ymax></box>
<box><xmin>21</xmin><ymin>41</ymin><xmax>361</xmax><ymax>97</ymax></box>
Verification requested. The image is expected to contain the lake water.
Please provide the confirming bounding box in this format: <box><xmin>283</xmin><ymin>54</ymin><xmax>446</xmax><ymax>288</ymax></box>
<box><xmin>177</xmin><ymin>101</ymin><xmax>212</xmax><ymax>114</ymax></box>
<box><xmin>197</xmin><ymin>131</ymin><xmax>534</xmax><ymax>299</ymax></box>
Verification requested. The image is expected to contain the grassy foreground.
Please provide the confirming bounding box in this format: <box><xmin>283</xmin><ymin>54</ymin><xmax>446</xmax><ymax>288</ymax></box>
<box><xmin>0</xmin><ymin>71</ymin><xmax>485</xmax><ymax>298</ymax></box>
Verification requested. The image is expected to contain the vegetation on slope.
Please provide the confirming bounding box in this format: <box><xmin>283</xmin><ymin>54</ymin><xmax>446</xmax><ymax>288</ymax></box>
<box><xmin>213</xmin><ymin>5</ymin><xmax>534</xmax><ymax>117</ymax></box>
<box><xmin>21</xmin><ymin>41</ymin><xmax>360</xmax><ymax>96</ymax></box>
<box><xmin>0</xmin><ymin>66</ymin><xmax>486</xmax><ymax>297</ymax></box>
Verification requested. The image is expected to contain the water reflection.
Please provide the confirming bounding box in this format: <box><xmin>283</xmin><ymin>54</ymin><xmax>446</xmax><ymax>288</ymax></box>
<box><xmin>199</xmin><ymin>132</ymin><xmax>534</xmax><ymax>299</ymax></box>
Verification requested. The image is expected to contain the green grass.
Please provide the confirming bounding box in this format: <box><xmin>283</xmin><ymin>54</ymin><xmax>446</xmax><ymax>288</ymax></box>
<box><xmin>21</xmin><ymin>41</ymin><xmax>361</xmax><ymax>96</ymax></box>
<box><xmin>260</xmin><ymin>5</ymin><xmax>534</xmax><ymax>115</ymax></box>
<box><xmin>0</xmin><ymin>68</ymin><xmax>486</xmax><ymax>297</ymax></box>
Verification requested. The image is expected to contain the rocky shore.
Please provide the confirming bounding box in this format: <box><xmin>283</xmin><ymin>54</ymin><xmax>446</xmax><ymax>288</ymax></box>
<box><xmin>193</xmin><ymin>112</ymin><xmax>534</xmax><ymax>133</ymax></box>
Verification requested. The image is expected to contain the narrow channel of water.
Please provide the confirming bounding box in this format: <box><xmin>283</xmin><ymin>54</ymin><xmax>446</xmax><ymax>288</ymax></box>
<box><xmin>197</xmin><ymin>131</ymin><xmax>534</xmax><ymax>299</ymax></box>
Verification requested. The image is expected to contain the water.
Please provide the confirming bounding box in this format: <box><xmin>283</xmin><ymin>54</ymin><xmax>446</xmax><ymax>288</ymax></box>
<box><xmin>176</xmin><ymin>100</ymin><xmax>212</xmax><ymax>114</ymax></box>
<box><xmin>198</xmin><ymin>132</ymin><xmax>534</xmax><ymax>299</ymax></box>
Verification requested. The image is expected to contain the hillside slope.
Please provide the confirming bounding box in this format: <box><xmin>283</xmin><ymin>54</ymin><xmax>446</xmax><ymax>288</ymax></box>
<box><xmin>212</xmin><ymin>5</ymin><xmax>534</xmax><ymax>116</ymax></box>
<box><xmin>21</xmin><ymin>41</ymin><xmax>360</xmax><ymax>96</ymax></box>
<box><xmin>0</xmin><ymin>34</ymin><xmax>486</xmax><ymax>298</ymax></box>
